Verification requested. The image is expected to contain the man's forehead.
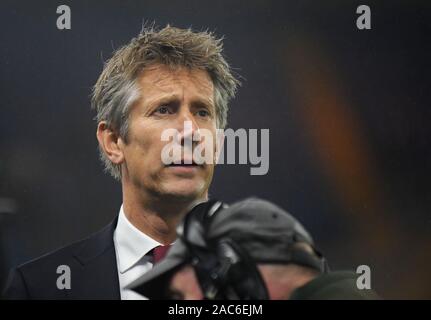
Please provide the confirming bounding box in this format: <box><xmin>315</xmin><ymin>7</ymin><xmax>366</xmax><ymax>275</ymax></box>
<box><xmin>169</xmin><ymin>264</ymin><xmax>197</xmax><ymax>288</ymax></box>
<box><xmin>169</xmin><ymin>264</ymin><xmax>204</xmax><ymax>299</ymax></box>
<box><xmin>139</xmin><ymin>64</ymin><xmax>214</xmax><ymax>94</ymax></box>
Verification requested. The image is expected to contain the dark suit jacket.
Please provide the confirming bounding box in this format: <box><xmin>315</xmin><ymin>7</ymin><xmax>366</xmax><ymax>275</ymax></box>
<box><xmin>289</xmin><ymin>271</ymin><xmax>380</xmax><ymax>300</ymax></box>
<box><xmin>2</xmin><ymin>218</ymin><xmax>120</xmax><ymax>300</ymax></box>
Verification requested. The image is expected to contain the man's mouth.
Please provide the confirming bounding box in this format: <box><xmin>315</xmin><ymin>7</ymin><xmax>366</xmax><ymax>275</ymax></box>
<box><xmin>165</xmin><ymin>160</ymin><xmax>202</xmax><ymax>168</ymax></box>
<box><xmin>167</xmin><ymin>163</ymin><xmax>199</xmax><ymax>167</ymax></box>
<box><xmin>165</xmin><ymin>161</ymin><xmax>202</xmax><ymax>175</ymax></box>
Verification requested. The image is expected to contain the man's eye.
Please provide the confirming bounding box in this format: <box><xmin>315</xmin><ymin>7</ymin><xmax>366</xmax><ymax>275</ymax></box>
<box><xmin>167</xmin><ymin>288</ymin><xmax>184</xmax><ymax>300</ymax></box>
<box><xmin>197</xmin><ymin>109</ymin><xmax>210</xmax><ymax>117</ymax></box>
<box><xmin>155</xmin><ymin>106</ymin><xmax>171</xmax><ymax>115</ymax></box>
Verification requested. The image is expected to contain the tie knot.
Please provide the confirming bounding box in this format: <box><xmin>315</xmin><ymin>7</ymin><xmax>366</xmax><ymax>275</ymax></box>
<box><xmin>151</xmin><ymin>245</ymin><xmax>171</xmax><ymax>264</ymax></box>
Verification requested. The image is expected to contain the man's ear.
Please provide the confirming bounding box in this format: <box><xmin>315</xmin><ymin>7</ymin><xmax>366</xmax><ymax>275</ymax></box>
<box><xmin>96</xmin><ymin>121</ymin><xmax>125</xmax><ymax>165</ymax></box>
<box><xmin>214</xmin><ymin>129</ymin><xmax>225</xmax><ymax>165</ymax></box>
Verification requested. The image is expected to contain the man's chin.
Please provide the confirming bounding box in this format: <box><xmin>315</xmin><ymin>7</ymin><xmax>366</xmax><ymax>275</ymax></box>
<box><xmin>158</xmin><ymin>180</ymin><xmax>208</xmax><ymax>202</ymax></box>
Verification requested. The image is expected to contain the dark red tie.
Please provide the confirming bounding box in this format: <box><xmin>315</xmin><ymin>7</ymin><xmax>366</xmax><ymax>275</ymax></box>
<box><xmin>152</xmin><ymin>245</ymin><xmax>171</xmax><ymax>264</ymax></box>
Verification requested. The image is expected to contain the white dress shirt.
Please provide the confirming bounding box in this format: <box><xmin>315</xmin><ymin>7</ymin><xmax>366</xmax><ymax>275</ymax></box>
<box><xmin>113</xmin><ymin>205</ymin><xmax>162</xmax><ymax>300</ymax></box>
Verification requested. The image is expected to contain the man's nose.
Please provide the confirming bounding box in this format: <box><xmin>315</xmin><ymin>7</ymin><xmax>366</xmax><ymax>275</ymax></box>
<box><xmin>177</xmin><ymin>110</ymin><xmax>200</xmax><ymax>146</ymax></box>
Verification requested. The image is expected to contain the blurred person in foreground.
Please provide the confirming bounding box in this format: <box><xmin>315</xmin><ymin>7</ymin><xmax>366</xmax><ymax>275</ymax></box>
<box><xmin>3</xmin><ymin>25</ymin><xmax>238</xmax><ymax>299</ymax></box>
<box><xmin>129</xmin><ymin>198</ymin><xmax>380</xmax><ymax>300</ymax></box>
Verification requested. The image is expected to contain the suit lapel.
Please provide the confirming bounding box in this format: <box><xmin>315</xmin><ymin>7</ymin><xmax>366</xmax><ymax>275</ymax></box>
<box><xmin>69</xmin><ymin>217</ymin><xmax>121</xmax><ymax>300</ymax></box>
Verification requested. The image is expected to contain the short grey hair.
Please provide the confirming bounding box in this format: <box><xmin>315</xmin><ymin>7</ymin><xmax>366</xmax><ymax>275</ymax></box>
<box><xmin>91</xmin><ymin>25</ymin><xmax>240</xmax><ymax>180</ymax></box>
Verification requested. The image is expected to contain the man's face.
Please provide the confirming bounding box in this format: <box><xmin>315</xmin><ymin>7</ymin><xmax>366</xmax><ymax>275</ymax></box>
<box><xmin>167</xmin><ymin>263</ymin><xmax>318</xmax><ymax>300</ymax></box>
<box><xmin>168</xmin><ymin>265</ymin><xmax>204</xmax><ymax>300</ymax></box>
<box><xmin>120</xmin><ymin>64</ymin><xmax>218</xmax><ymax>201</ymax></box>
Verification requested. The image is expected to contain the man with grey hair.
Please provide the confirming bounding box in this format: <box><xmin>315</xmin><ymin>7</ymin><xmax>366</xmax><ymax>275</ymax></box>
<box><xmin>3</xmin><ymin>25</ymin><xmax>239</xmax><ymax>299</ymax></box>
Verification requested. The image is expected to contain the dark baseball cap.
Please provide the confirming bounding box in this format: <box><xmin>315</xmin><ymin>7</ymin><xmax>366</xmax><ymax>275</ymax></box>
<box><xmin>128</xmin><ymin>197</ymin><xmax>327</xmax><ymax>298</ymax></box>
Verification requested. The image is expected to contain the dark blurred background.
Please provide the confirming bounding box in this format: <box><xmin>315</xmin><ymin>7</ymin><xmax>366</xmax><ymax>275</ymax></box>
<box><xmin>1</xmin><ymin>0</ymin><xmax>430</xmax><ymax>299</ymax></box>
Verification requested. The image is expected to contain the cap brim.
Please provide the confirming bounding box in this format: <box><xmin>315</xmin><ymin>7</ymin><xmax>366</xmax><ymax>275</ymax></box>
<box><xmin>127</xmin><ymin>243</ymin><xmax>188</xmax><ymax>299</ymax></box>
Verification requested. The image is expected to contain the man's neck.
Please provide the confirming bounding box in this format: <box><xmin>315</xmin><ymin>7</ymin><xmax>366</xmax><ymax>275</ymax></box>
<box><xmin>121</xmin><ymin>184</ymin><xmax>207</xmax><ymax>245</ymax></box>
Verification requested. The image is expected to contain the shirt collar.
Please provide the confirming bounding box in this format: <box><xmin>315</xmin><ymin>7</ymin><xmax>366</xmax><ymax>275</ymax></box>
<box><xmin>114</xmin><ymin>205</ymin><xmax>162</xmax><ymax>274</ymax></box>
